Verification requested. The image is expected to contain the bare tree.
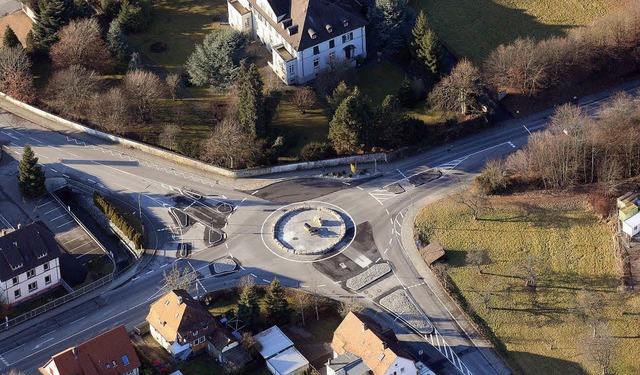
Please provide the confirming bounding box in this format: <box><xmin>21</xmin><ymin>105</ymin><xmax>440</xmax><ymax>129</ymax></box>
<box><xmin>45</xmin><ymin>65</ymin><xmax>100</xmax><ymax>120</ymax></box>
<box><xmin>159</xmin><ymin>123</ymin><xmax>180</xmax><ymax>149</ymax></box>
<box><xmin>431</xmin><ymin>262</ymin><xmax>451</xmax><ymax>289</ymax></box>
<box><xmin>479</xmin><ymin>277</ymin><xmax>501</xmax><ymax>310</ymax></box>
<box><xmin>165</xmin><ymin>73</ymin><xmax>182</xmax><ymax>101</ymax></box>
<box><xmin>2</xmin><ymin>370</ymin><xmax>26</xmax><ymax>375</ymax></box>
<box><xmin>50</xmin><ymin>18</ymin><xmax>114</xmax><ymax>73</ymax></box>
<box><xmin>123</xmin><ymin>70</ymin><xmax>165</xmax><ymax>122</ymax></box>
<box><xmin>236</xmin><ymin>274</ymin><xmax>256</xmax><ymax>294</ymax></box>
<box><xmin>202</xmin><ymin>117</ymin><xmax>264</xmax><ymax>169</ymax></box>
<box><xmin>290</xmin><ymin>289</ymin><xmax>312</xmax><ymax>325</ymax></box>
<box><xmin>292</xmin><ymin>86</ymin><xmax>316</xmax><ymax>114</ymax></box>
<box><xmin>466</xmin><ymin>245</ymin><xmax>492</xmax><ymax>274</ymax></box>
<box><xmin>512</xmin><ymin>255</ymin><xmax>546</xmax><ymax>289</ymax></box>
<box><xmin>160</xmin><ymin>263</ymin><xmax>197</xmax><ymax>293</ymax></box>
<box><xmin>485</xmin><ymin>38</ymin><xmax>549</xmax><ymax>96</ymax></box>
<box><xmin>581</xmin><ymin>322</ymin><xmax>615</xmax><ymax>375</ymax></box>
<box><xmin>451</xmin><ymin>187</ymin><xmax>491</xmax><ymax>221</ymax></box>
<box><xmin>338</xmin><ymin>296</ymin><xmax>364</xmax><ymax>318</ymax></box>
<box><xmin>576</xmin><ymin>289</ymin><xmax>605</xmax><ymax>336</ymax></box>
<box><xmin>0</xmin><ymin>46</ymin><xmax>35</xmax><ymax>102</ymax></box>
<box><xmin>90</xmin><ymin>87</ymin><xmax>128</xmax><ymax>134</ymax></box>
<box><xmin>428</xmin><ymin>59</ymin><xmax>490</xmax><ymax>116</ymax></box>
<box><xmin>240</xmin><ymin>332</ymin><xmax>262</xmax><ymax>356</ymax></box>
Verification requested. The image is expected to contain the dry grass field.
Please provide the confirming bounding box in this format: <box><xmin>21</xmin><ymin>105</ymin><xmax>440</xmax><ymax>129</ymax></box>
<box><xmin>411</xmin><ymin>0</ymin><xmax>617</xmax><ymax>64</ymax></box>
<box><xmin>416</xmin><ymin>192</ymin><xmax>640</xmax><ymax>374</ymax></box>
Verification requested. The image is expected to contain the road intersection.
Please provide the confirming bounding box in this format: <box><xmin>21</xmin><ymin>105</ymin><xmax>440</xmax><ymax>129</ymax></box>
<box><xmin>0</xmin><ymin>80</ymin><xmax>638</xmax><ymax>375</ymax></box>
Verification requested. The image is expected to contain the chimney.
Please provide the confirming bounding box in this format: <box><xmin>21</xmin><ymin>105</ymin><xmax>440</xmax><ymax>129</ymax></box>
<box><xmin>361</xmin><ymin>323</ymin><xmax>366</xmax><ymax>332</ymax></box>
<box><xmin>178</xmin><ymin>296</ymin><xmax>183</xmax><ymax>305</ymax></box>
<box><xmin>72</xmin><ymin>347</ymin><xmax>78</xmax><ymax>360</ymax></box>
<box><xmin>382</xmin><ymin>341</ymin><xmax>387</xmax><ymax>350</ymax></box>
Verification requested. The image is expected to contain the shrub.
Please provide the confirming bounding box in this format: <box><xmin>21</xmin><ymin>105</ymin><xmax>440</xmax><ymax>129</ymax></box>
<box><xmin>588</xmin><ymin>194</ymin><xmax>615</xmax><ymax>220</ymax></box>
<box><xmin>93</xmin><ymin>191</ymin><xmax>144</xmax><ymax>248</ymax></box>
<box><xmin>116</xmin><ymin>0</ymin><xmax>152</xmax><ymax>33</ymax></box>
<box><xmin>475</xmin><ymin>159</ymin><xmax>510</xmax><ymax>195</ymax></box>
<box><xmin>300</xmin><ymin>141</ymin><xmax>335</xmax><ymax>161</ymax></box>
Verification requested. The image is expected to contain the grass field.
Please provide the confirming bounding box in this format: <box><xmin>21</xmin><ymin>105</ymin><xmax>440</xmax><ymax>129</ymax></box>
<box><xmin>416</xmin><ymin>193</ymin><xmax>640</xmax><ymax>374</ymax></box>
<box><xmin>411</xmin><ymin>0</ymin><xmax>614</xmax><ymax>64</ymax></box>
<box><xmin>127</xmin><ymin>0</ymin><xmax>226</xmax><ymax>72</ymax></box>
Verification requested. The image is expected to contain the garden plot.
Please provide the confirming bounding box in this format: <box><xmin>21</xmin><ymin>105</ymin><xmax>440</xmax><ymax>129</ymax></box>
<box><xmin>379</xmin><ymin>289</ymin><xmax>433</xmax><ymax>334</ymax></box>
<box><xmin>346</xmin><ymin>262</ymin><xmax>391</xmax><ymax>290</ymax></box>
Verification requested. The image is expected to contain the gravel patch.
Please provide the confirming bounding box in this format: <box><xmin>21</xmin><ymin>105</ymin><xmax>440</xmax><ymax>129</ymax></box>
<box><xmin>212</xmin><ymin>257</ymin><xmax>237</xmax><ymax>274</ymax></box>
<box><xmin>379</xmin><ymin>290</ymin><xmax>433</xmax><ymax>334</ymax></box>
<box><xmin>345</xmin><ymin>262</ymin><xmax>391</xmax><ymax>290</ymax></box>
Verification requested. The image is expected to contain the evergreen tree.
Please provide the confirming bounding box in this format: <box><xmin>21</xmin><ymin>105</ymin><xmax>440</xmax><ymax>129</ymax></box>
<box><xmin>235</xmin><ymin>61</ymin><xmax>265</xmax><ymax>138</ymax></box>
<box><xmin>378</xmin><ymin>94</ymin><xmax>404</xmax><ymax>147</ymax></box>
<box><xmin>327</xmin><ymin>81</ymin><xmax>353</xmax><ymax>116</ymax></box>
<box><xmin>265</xmin><ymin>278</ymin><xmax>289</xmax><ymax>326</ymax></box>
<box><xmin>237</xmin><ymin>284</ymin><xmax>260</xmax><ymax>328</ymax></box>
<box><xmin>397</xmin><ymin>76</ymin><xmax>416</xmax><ymax>108</ymax></box>
<box><xmin>128</xmin><ymin>51</ymin><xmax>141</xmax><ymax>71</ymax></box>
<box><xmin>411</xmin><ymin>11</ymin><xmax>442</xmax><ymax>77</ymax></box>
<box><xmin>25</xmin><ymin>30</ymin><xmax>35</xmax><ymax>53</ymax></box>
<box><xmin>18</xmin><ymin>144</ymin><xmax>46</xmax><ymax>198</ymax></box>
<box><xmin>107</xmin><ymin>20</ymin><xmax>130</xmax><ymax>67</ymax></box>
<box><xmin>328</xmin><ymin>88</ymin><xmax>374</xmax><ymax>155</ymax></box>
<box><xmin>367</xmin><ymin>0</ymin><xmax>408</xmax><ymax>55</ymax></box>
<box><xmin>32</xmin><ymin>0</ymin><xmax>69</xmax><ymax>49</ymax></box>
<box><xmin>3</xmin><ymin>26</ymin><xmax>20</xmax><ymax>48</ymax></box>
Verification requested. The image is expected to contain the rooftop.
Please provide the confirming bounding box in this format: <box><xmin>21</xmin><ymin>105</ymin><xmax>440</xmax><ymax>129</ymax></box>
<box><xmin>146</xmin><ymin>290</ymin><xmax>217</xmax><ymax>343</ymax></box>
<box><xmin>0</xmin><ymin>221</ymin><xmax>62</xmax><ymax>281</ymax></box>
<box><xmin>41</xmin><ymin>325</ymin><xmax>141</xmax><ymax>375</ymax></box>
<box><xmin>267</xmin><ymin>346</ymin><xmax>309</xmax><ymax>374</ymax></box>
<box><xmin>254</xmin><ymin>325</ymin><xmax>294</xmax><ymax>359</ymax></box>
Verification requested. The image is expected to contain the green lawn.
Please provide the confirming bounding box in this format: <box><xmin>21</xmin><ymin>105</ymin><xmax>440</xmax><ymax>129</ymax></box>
<box><xmin>416</xmin><ymin>194</ymin><xmax>640</xmax><ymax>374</ymax></box>
<box><xmin>356</xmin><ymin>61</ymin><xmax>406</xmax><ymax>105</ymax></box>
<box><xmin>411</xmin><ymin>0</ymin><xmax>612</xmax><ymax>64</ymax></box>
<box><xmin>270</xmin><ymin>91</ymin><xmax>330</xmax><ymax>160</ymax></box>
<box><xmin>127</xmin><ymin>0</ymin><xmax>227</xmax><ymax>72</ymax></box>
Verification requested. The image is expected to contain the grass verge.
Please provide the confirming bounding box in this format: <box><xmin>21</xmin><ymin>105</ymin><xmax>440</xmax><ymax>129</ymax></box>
<box><xmin>415</xmin><ymin>193</ymin><xmax>640</xmax><ymax>374</ymax></box>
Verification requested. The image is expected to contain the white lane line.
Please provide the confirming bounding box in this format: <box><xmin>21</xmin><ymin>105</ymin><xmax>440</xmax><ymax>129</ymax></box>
<box><xmin>29</xmin><ymin>137</ymin><xmax>43</xmax><ymax>144</ymax></box>
<box><xmin>388</xmin><ymin>239</ymin><xmax>393</xmax><ymax>245</ymax></box>
<box><xmin>1</xmin><ymin>131</ymin><xmax>18</xmax><ymax>140</ymax></box>
<box><xmin>62</xmin><ymin>174</ymin><xmax>69</xmax><ymax>178</ymax></box>
<box><xmin>385</xmin><ymin>209</ymin><xmax>390</xmax><ymax>215</ymax></box>
<box><xmin>225</xmin><ymin>243</ymin><xmax>229</xmax><ymax>249</ymax></box>
<box><xmin>333</xmin><ymin>280</ymin><xmax>341</xmax><ymax>284</ymax></box>
<box><xmin>250</xmin><ymin>273</ymin><xmax>257</xmax><ymax>278</ymax></box>
<box><xmin>397</xmin><ymin>168</ymin><xmax>408</xmax><ymax>180</ymax></box>
<box><xmin>50</xmin><ymin>214</ymin><xmax>67</xmax><ymax>222</ymax></box>
<box><xmin>251</xmin><ymin>190</ymin><xmax>259</xmax><ymax>195</ymax></box>
<box><xmin>317</xmin><ymin>284</ymin><xmax>325</xmax><ymax>287</ymax></box>
<box><xmin>262</xmin><ymin>278</ymin><xmax>270</xmax><ymax>283</ymax></box>
<box><xmin>44</xmin><ymin>207</ymin><xmax>59</xmax><ymax>215</ymax></box>
<box><xmin>36</xmin><ymin>200</ymin><xmax>53</xmax><ymax>209</ymax></box>
<box><xmin>241</xmin><ymin>197</ymin><xmax>247</xmax><ymax>203</ymax></box>
<box><xmin>342</xmin><ymin>181</ymin><xmax>351</xmax><ymax>186</ymax></box>
<box><xmin>160</xmin><ymin>264</ymin><xmax>168</xmax><ymax>268</ymax></box>
<box><xmin>145</xmin><ymin>270</ymin><xmax>154</xmax><ymax>275</ymax></box>
<box><xmin>62</xmin><ymin>235</ymin><xmax>84</xmax><ymax>245</ymax></box>
<box><xmin>356</xmin><ymin>186</ymin><xmax>364</xmax><ymax>190</ymax></box>
<box><xmin>70</xmin><ymin>316</ymin><xmax>85</xmax><ymax>324</ymax></box>
<box><xmin>301</xmin><ymin>285</ymin><xmax>310</xmax><ymax>288</ymax></box>
<box><xmin>384</xmin><ymin>248</ymin><xmax>389</xmax><ymax>254</ymax></box>
<box><xmin>87</xmin><ymin>178</ymin><xmax>96</xmax><ymax>183</ymax></box>
<box><xmin>33</xmin><ymin>337</ymin><xmax>55</xmax><ymax>350</ymax></box>
<box><xmin>239</xmin><ymin>266</ymin><xmax>245</xmax><ymax>270</ymax></box>
<box><xmin>56</xmin><ymin>220</ymin><xmax>75</xmax><ymax>229</ymax></box>
<box><xmin>389</xmin><ymin>218</ymin><xmax>393</xmax><ymax>225</ymax></box>
<box><xmin>50</xmin><ymin>168</ymin><xmax>58</xmax><ymax>172</ymax></box>
<box><xmin>375</xmin><ymin>257</ymin><xmax>381</xmax><ymax>263</ymax></box>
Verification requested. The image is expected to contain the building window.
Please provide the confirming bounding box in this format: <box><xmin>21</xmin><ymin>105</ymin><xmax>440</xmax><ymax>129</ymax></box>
<box><xmin>342</xmin><ymin>32</ymin><xmax>353</xmax><ymax>43</ymax></box>
<box><xmin>27</xmin><ymin>269</ymin><xmax>35</xmax><ymax>279</ymax></box>
<box><xmin>329</xmin><ymin>39</ymin><xmax>335</xmax><ymax>49</ymax></box>
<box><xmin>45</xmin><ymin>275</ymin><xmax>51</xmax><ymax>285</ymax></box>
<box><xmin>244</xmin><ymin>18</ymin><xmax>250</xmax><ymax>28</ymax></box>
<box><xmin>43</xmin><ymin>262</ymin><xmax>49</xmax><ymax>271</ymax></box>
<box><xmin>329</xmin><ymin>51</ymin><xmax>335</xmax><ymax>61</ymax></box>
<box><xmin>288</xmin><ymin>65</ymin><xmax>295</xmax><ymax>75</ymax></box>
<box><xmin>28</xmin><ymin>281</ymin><xmax>37</xmax><ymax>292</ymax></box>
<box><xmin>122</xmin><ymin>355</ymin><xmax>130</xmax><ymax>366</ymax></box>
<box><xmin>313</xmin><ymin>46</ymin><xmax>319</xmax><ymax>55</ymax></box>
<box><xmin>12</xmin><ymin>277</ymin><xmax>18</xmax><ymax>285</ymax></box>
<box><xmin>313</xmin><ymin>58</ymin><xmax>319</xmax><ymax>68</ymax></box>
<box><xmin>14</xmin><ymin>289</ymin><xmax>20</xmax><ymax>299</ymax></box>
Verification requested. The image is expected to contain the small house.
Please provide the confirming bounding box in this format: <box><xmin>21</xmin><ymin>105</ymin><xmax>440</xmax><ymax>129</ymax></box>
<box><xmin>255</xmin><ymin>325</ymin><xmax>309</xmax><ymax>375</ymax></box>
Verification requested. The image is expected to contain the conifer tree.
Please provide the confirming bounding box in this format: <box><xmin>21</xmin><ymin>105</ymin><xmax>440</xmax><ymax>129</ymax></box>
<box><xmin>107</xmin><ymin>20</ymin><xmax>130</xmax><ymax>67</ymax></box>
<box><xmin>3</xmin><ymin>26</ymin><xmax>20</xmax><ymax>48</ymax></box>
<box><xmin>235</xmin><ymin>61</ymin><xmax>265</xmax><ymax>138</ymax></box>
<box><xmin>33</xmin><ymin>0</ymin><xmax>69</xmax><ymax>49</ymax></box>
<box><xmin>265</xmin><ymin>278</ymin><xmax>289</xmax><ymax>325</ymax></box>
<box><xmin>18</xmin><ymin>144</ymin><xmax>46</xmax><ymax>198</ymax></box>
<box><xmin>237</xmin><ymin>284</ymin><xmax>260</xmax><ymax>328</ymax></box>
<box><xmin>328</xmin><ymin>88</ymin><xmax>374</xmax><ymax>155</ymax></box>
<box><xmin>411</xmin><ymin>10</ymin><xmax>442</xmax><ymax>77</ymax></box>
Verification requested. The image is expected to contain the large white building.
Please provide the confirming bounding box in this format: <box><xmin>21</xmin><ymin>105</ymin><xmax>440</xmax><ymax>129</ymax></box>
<box><xmin>0</xmin><ymin>221</ymin><xmax>62</xmax><ymax>306</ymax></box>
<box><xmin>228</xmin><ymin>0</ymin><xmax>368</xmax><ymax>84</ymax></box>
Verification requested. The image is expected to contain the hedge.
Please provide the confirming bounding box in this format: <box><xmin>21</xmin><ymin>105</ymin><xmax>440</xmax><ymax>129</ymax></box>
<box><xmin>93</xmin><ymin>191</ymin><xmax>144</xmax><ymax>249</ymax></box>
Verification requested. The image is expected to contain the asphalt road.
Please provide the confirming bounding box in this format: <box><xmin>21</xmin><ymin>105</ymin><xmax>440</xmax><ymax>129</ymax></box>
<box><xmin>0</xmin><ymin>79</ymin><xmax>638</xmax><ymax>375</ymax></box>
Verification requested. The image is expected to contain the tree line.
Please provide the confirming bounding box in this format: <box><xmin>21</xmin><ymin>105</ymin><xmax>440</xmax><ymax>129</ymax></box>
<box><xmin>93</xmin><ymin>191</ymin><xmax>144</xmax><ymax>248</ymax></box>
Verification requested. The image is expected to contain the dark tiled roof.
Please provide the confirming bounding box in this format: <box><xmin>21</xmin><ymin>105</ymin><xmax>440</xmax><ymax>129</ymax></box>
<box><xmin>250</xmin><ymin>0</ymin><xmax>368</xmax><ymax>51</ymax></box>
<box><xmin>0</xmin><ymin>221</ymin><xmax>62</xmax><ymax>281</ymax></box>
<box><xmin>41</xmin><ymin>325</ymin><xmax>141</xmax><ymax>375</ymax></box>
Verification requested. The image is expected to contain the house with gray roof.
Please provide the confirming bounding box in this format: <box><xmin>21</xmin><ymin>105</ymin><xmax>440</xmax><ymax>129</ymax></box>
<box><xmin>228</xmin><ymin>0</ymin><xmax>367</xmax><ymax>84</ymax></box>
<box><xmin>0</xmin><ymin>221</ymin><xmax>62</xmax><ymax>306</ymax></box>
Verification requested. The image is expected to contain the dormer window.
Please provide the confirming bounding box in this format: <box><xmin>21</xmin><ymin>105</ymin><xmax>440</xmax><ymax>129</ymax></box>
<box><xmin>342</xmin><ymin>19</ymin><xmax>349</xmax><ymax>27</ymax></box>
<box><xmin>308</xmin><ymin>29</ymin><xmax>317</xmax><ymax>39</ymax></box>
<box><xmin>326</xmin><ymin>24</ymin><xmax>333</xmax><ymax>33</ymax></box>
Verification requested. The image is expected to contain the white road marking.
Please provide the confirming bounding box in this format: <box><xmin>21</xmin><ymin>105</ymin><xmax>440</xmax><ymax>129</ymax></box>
<box><xmin>29</xmin><ymin>136</ymin><xmax>43</xmax><ymax>144</ymax></box>
<box><xmin>0</xmin><ymin>354</ymin><xmax>9</xmax><ymax>367</ymax></box>
<box><xmin>33</xmin><ymin>337</ymin><xmax>54</xmax><ymax>350</ymax></box>
<box><xmin>50</xmin><ymin>214</ymin><xmax>67</xmax><ymax>222</ymax></box>
<box><xmin>36</xmin><ymin>200</ymin><xmax>53</xmax><ymax>209</ymax></box>
<box><xmin>342</xmin><ymin>181</ymin><xmax>351</xmax><ymax>186</ymax></box>
<box><xmin>62</xmin><ymin>235</ymin><xmax>84</xmax><ymax>245</ymax></box>
<box><xmin>50</xmin><ymin>168</ymin><xmax>58</xmax><ymax>172</ymax></box>
<box><xmin>62</xmin><ymin>174</ymin><xmax>69</xmax><ymax>178</ymax></box>
<box><xmin>375</xmin><ymin>257</ymin><xmax>381</xmax><ymax>263</ymax></box>
<box><xmin>507</xmin><ymin>141</ymin><xmax>516</xmax><ymax>148</ymax></box>
<box><xmin>225</xmin><ymin>243</ymin><xmax>229</xmax><ymax>248</ymax></box>
<box><xmin>384</xmin><ymin>248</ymin><xmax>389</xmax><ymax>254</ymax></box>
<box><xmin>160</xmin><ymin>264</ymin><xmax>168</xmax><ymax>268</ymax></box>
<box><xmin>356</xmin><ymin>186</ymin><xmax>364</xmax><ymax>190</ymax></box>
<box><xmin>241</xmin><ymin>197</ymin><xmax>247</xmax><ymax>203</ymax></box>
<box><xmin>262</xmin><ymin>278</ymin><xmax>270</xmax><ymax>282</ymax></box>
<box><xmin>70</xmin><ymin>316</ymin><xmax>85</xmax><ymax>324</ymax></box>
<box><xmin>250</xmin><ymin>273</ymin><xmax>257</xmax><ymax>278</ymax></box>
<box><xmin>44</xmin><ymin>207</ymin><xmax>59</xmax><ymax>215</ymax></box>
<box><xmin>333</xmin><ymin>280</ymin><xmax>341</xmax><ymax>284</ymax></box>
<box><xmin>56</xmin><ymin>220</ymin><xmax>75</xmax><ymax>228</ymax></box>
<box><xmin>87</xmin><ymin>178</ymin><xmax>96</xmax><ymax>183</ymax></box>
<box><xmin>385</xmin><ymin>209</ymin><xmax>390</xmax><ymax>215</ymax></box>
<box><xmin>145</xmin><ymin>270</ymin><xmax>154</xmax><ymax>274</ymax></box>
<box><xmin>317</xmin><ymin>284</ymin><xmax>325</xmax><ymax>287</ymax></box>
<box><xmin>301</xmin><ymin>285</ymin><xmax>310</xmax><ymax>288</ymax></box>
<box><xmin>251</xmin><ymin>190</ymin><xmax>259</xmax><ymax>195</ymax></box>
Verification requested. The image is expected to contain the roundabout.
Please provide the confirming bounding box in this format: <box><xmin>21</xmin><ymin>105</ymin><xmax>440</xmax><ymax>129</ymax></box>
<box><xmin>260</xmin><ymin>201</ymin><xmax>356</xmax><ymax>262</ymax></box>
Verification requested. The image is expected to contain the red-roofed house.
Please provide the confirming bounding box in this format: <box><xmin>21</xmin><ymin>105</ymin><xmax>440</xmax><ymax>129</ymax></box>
<box><xmin>39</xmin><ymin>325</ymin><xmax>141</xmax><ymax>375</ymax></box>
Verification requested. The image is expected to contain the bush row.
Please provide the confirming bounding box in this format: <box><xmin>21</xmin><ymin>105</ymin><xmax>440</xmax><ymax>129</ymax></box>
<box><xmin>93</xmin><ymin>191</ymin><xmax>143</xmax><ymax>249</ymax></box>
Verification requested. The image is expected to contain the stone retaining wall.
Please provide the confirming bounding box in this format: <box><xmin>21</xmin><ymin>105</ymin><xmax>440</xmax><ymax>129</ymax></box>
<box><xmin>0</xmin><ymin>93</ymin><xmax>388</xmax><ymax>178</ymax></box>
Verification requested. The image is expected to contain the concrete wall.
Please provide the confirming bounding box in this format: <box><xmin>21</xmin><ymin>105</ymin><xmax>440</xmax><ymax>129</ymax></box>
<box><xmin>0</xmin><ymin>93</ymin><xmax>389</xmax><ymax>178</ymax></box>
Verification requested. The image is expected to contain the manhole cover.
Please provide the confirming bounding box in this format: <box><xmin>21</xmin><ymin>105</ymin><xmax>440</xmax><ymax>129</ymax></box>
<box><xmin>292</xmin><ymin>237</ymin><xmax>298</xmax><ymax>241</ymax></box>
